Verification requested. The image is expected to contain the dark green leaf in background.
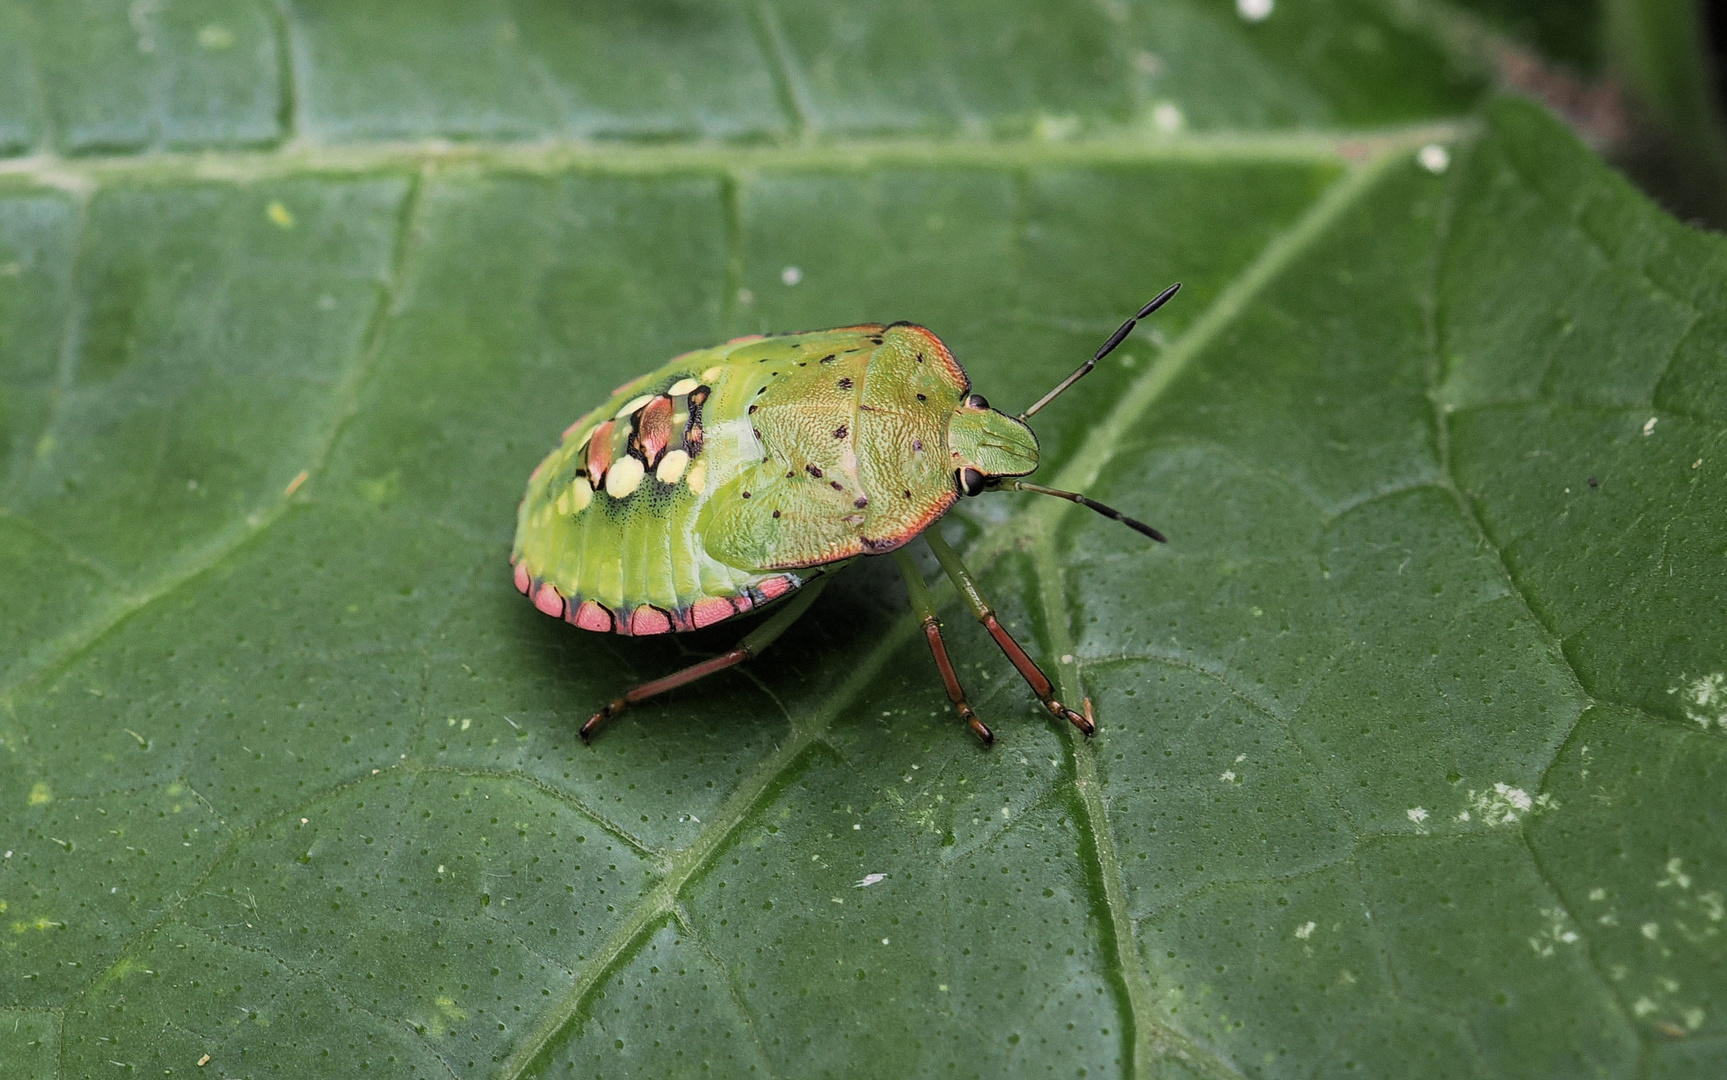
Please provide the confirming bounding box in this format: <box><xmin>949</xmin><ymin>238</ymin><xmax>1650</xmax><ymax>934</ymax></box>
<box><xmin>0</xmin><ymin>3</ymin><xmax>1724</xmax><ymax>1079</ymax></box>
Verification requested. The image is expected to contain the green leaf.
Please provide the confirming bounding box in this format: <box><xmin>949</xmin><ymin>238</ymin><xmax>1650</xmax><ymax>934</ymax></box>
<box><xmin>1</xmin><ymin>5</ymin><xmax>1724</xmax><ymax>1079</ymax></box>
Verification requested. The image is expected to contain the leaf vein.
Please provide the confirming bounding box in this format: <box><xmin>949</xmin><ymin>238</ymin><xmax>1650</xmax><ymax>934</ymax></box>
<box><xmin>0</xmin><ymin>169</ymin><xmax>426</xmax><ymax>714</ymax></box>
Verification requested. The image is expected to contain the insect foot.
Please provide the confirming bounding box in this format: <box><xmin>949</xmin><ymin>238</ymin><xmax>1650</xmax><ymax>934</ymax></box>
<box><xmin>580</xmin><ymin>699</ymin><xmax>628</xmax><ymax>743</ymax></box>
<box><xmin>1055</xmin><ymin>698</ymin><xmax>1097</xmax><ymax>737</ymax></box>
<box><xmin>1036</xmin><ymin>692</ymin><xmax>1095</xmax><ymax>737</ymax></box>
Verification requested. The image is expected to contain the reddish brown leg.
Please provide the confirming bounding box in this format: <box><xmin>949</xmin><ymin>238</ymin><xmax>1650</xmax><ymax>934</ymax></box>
<box><xmin>893</xmin><ymin>549</ymin><xmax>992</xmax><ymax>744</ymax></box>
<box><xmin>921</xmin><ymin>616</ymin><xmax>993</xmax><ymax>744</ymax></box>
<box><xmin>924</xmin><ymin>530</ymin><xmax>1094</xmax><ymax>736</ymax></box>
<box><xmin>581</xmin><ymin>578</ymin><xmax>827</xmax><ymax>743</ymax></box>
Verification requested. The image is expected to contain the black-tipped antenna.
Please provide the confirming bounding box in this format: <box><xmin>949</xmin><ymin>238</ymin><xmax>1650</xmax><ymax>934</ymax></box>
<box><xmin>1018</xmin><ymin>282</ymin><xmax>1182</xmax><ymax>422</ymax></box>
<box><xmin>994</xmin><ymin>481</ymin><xmax>1167</xmax><ymax>543</ymax></box>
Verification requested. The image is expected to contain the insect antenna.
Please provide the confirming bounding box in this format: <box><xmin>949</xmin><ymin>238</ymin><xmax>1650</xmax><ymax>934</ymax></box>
<box><xmin>991</xmin><ymin>480</ymin><xmax>1167</xmax><ymax>542</ymax></box>
<box><xmin>1017</xmin><ymin>282</ymin><xmax>1181</xmax><ymax>421</ymax></box>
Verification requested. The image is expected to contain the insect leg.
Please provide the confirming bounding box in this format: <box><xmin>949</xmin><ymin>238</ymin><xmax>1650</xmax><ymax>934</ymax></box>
<box><xmin>922</xmin><ymin>529</ymin><xmax>1094</xmax><ymax>736</ymax></box>
<box><xmin>891</xmin><ymin>547</ymin><xmax>993</xmax><ymax>745</ymax></box>
<box><xmin>581</xmin><ymin>577</ymin><xmax>828</xmax><ymax>743</ymax></box>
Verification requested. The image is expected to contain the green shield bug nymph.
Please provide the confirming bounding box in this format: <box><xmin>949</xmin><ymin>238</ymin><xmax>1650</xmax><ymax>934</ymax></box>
<box><xmin>513</xmin><ymin>284</ymin><xmax>1181</xmax><ymax>744</ymax></box>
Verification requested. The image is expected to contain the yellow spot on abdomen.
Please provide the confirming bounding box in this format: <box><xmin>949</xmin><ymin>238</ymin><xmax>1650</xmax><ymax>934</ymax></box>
<box><xmin>266</xmin><ymin>201</ymin><xmax>295</xmax><ymax>229</ymax></box>
<box><xmin>656</xmin><ymin>449</ymin><xmax>690</xmax><ymax>484</ymax></box>
<box><xmin>668</xmin><ymin>377</ymin><xmax>700</xmax><ymax>397</ymax></box>
<box><xmin>701</xmin><ymin>366</ymin><xmax>723</xmax><ymax>382</ymax></box>
<box><xmin>605</xmin><ymin>457</ymin><xmax>645</xmax><ymax>498</ymax></box>
<box><xmin>557</xmin><ymin>477</ymin><xmax>593</xmax><ymax>515</ymax></box>
<box><xmin>28</xmin><ymin>782</ymin><xmax>50</xmax><ymax>806</ymax></box>
<box><xmin>685</xmin><ymin>460</ymin><xmax>708</xmax><ymax>494</ymax></box>
<box><xmin>614</xmin><ymin>395</ymin><xmax>654</xmax><ymax>419</ymax></box>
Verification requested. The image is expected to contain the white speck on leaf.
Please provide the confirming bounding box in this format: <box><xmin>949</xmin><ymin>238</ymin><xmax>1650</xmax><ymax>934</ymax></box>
<box><xmin>1219</xmin><ymin>770</ymin><xmax>1237</xmax><ymax>783</ymax></box>
<box><xmin>1642</xmin><ymin>922</ymin><xmax>1661</xmax><ymax>940</ymax></box>
<box><xmin>1669</xmin><ymin>673</ymin><xmax>1727</xmax><ymax>731</ymax></box>
<box><xmin>1643</xmin><ymin>416</ymin><xmax>1658</xmax><ymax>435</ymax></box>
<box><xmin>1407</xmin><ymin>807</ymin><xmax>1428</xmax><ymax>825</ymax></box>
<box><xmin>1152</xmin><ymin>102</ymin><xmax>1184</xmax><ymax>133</ymax></box>
<box><xmin>1418</xmin><ymin>144</ymin><xmax>1451</xmax><ymax>173</ymax></box>
<box><xmin>1237</xmin><ymin>0</ymin><xmax>1274</xmax><ymax>22</ymax></box>
<box><xmin>1529</xmin><ymin>907</ymin><xmax>1581</xmax><ymax>957</ymax></box>
<box><xmin>1295</xmin><ymin>921</ymin><xmax>1316</xmax><ymax>939</ymax></box>
<box><xmin>1657</xmin><ymin>857</ymin><xmax>1692</xmax><ymax>890</ymax></box>
<box><xmin>781</xmin><ymin>266</ymin><xmax>802</xmax><ymax>286</ymax></box>
<box><xmin>855</xmin><ymin>874</ymin><xmax>887</xmax><ymax>888</ymax></box>
<box><xmin>1464</xmin><ymin>782</ymin><xmax>1554</xmax><ymax>826</ymax></box>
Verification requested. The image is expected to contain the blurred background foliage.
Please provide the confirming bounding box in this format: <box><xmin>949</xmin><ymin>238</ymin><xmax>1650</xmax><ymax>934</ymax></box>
<box><xmin>1450</xmin><ymin>0</ymin><xmax>1727</xmax><ymax>227</ymax></box>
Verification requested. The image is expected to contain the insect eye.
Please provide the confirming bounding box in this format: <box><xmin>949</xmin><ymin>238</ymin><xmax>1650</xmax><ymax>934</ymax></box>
<box><xmin>956</xmin><ymin>468</ymin><xmax>986</xmax><ymax>497</ymax></box>
<box><xmin>963</xmin><ymin>393</ymin><xmax>989</xmax><ymax>410</ymax></box>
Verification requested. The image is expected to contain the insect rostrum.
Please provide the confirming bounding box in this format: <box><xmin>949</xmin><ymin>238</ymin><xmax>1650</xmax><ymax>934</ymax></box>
<box><xmin>512</xmin><ymin>285</ymin><xmax>1180</xmax><ymax>744</ymax></box>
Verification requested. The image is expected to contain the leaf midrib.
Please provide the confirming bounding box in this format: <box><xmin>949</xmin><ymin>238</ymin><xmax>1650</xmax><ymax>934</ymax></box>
<box><xmin>0</xmin><ymin>123</ymin><xmax>1459</xmax><ymax>190</ymax></box>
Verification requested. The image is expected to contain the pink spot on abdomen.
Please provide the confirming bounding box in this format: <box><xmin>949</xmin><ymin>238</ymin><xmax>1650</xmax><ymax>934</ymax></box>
<box><xmin>630</xmin><ymin>606</ymin><xmax>674</xmax><ymax>635</ymax></box>
<box><xmin>586</xmin><ymin>420</ymin><xmax>616</xmax><ymax>485</ymax></box>
<box><xmin>573</xmin><ymin>600</ymin><xmax>613</xmax><ymax>633</ymax></box>
<box><xmin>759</xmin><ymin>575</ymin><xmax>795</xmax><ymax>600</ymax></box>
<box><xmin>690</xmin><ymin>596</ymin><xmax>735</xmax><ymax>629</ymax></box>
<box><xmin>727</xmin><ymin>334</ymin><xmax>765</xmax><ymax>345</ymax></box>
<box><xmin>533</xmin><ymin>583</ymin><xmax>565</xmax><ymax>618</ymax></box>
<box><xmin>635</xmin><ymin>396</ymin><xmax>673</xmax><ymax>465</ymax></box>
<box><xmin>513</xmin><ymin>562</ymin><xmax>531</xmax><ymax>595</ymax></box>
